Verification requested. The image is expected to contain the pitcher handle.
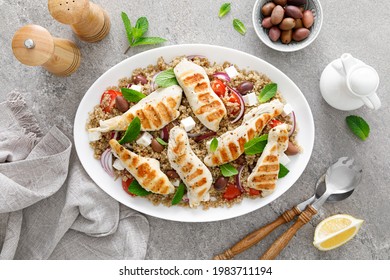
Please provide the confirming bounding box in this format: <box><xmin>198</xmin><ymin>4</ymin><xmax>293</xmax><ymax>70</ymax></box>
<box><xmin>362</xmin><ymin>93</ymin><xmax>381</xmax><ymax>110</ymax></box>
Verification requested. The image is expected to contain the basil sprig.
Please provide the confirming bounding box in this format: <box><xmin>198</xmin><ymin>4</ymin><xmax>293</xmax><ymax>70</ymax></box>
<box><xmin>121</xmin><ymin>12</ymin><xmax>166</xmax><ymax>53</ymax></box>
<box><xmin>220</xmin><ymin>163</ymin><xmax>239</xmax><ymax>177</ymax></box>
<box><xmin>219</xmin><ymin>3</ymin><xmax>231</xmax><ymax>18</ymax></box>
<box><xmin>128</xmin><ymin>179</ymin><xmax>151</xmax><ymax>196</ymax></box>
<box><xmin>171</xmin><ymin>182</ymin><xmax>186</xmax><ymax>205</ymax></box>
<box><xmin>118</xmin><ymin>117</ymin><xmax>141</xmax><ymax>144</ymax></box>
<box><xmin>258</xmin><ymin>83</ymin><xmax>277</xmax><ymax>103</ymax></box>
<box><xmin>244</xmin><ymin>134</ymin><xmax>268</xmax><ymax>155</ymax></box>
<box><xmin>155</xmin><ymin>69</ymin><xmax>179</xmax><ymax>88</ymax></box>
<box><xmin>210</xmin><ymin>138</ymin><xmax>218</xmax><ymax>152</ymax></box>
<box><xmin>346</xmin><ymin>115</ymin><xmax>370</xmax><ymax>141</ymax></box>
<box><xmin>233</xmin><ymin>19</ymin><xmax>246</xmax><ymax>35</ymax></box>
<box><xmin>121</xmin><ymin>88</ymin><xmax>146</xmax><ymax>103</ymax></box>
<box><xmin>278</xmin><ymin>164</ymin><xmax>290</xmax><ymax>178</ymax></box>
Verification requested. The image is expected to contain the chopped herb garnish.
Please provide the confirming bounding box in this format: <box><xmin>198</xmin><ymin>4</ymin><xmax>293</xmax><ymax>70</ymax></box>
<box><xmin>155</xmin><ymin>69</ymin><xmax>179</xmax><ymax>88</ymax></box>
<box><xmin>171</xmin><ymin>182</ymin><xmax>186</xmax><ymax>205</ymax></box>
<box><xmin>118</xmin><ymin>117</ymin><xmax>141</xmax><ymax>144</ymax></box>
<box><xmin>210</xmin><ymin>137</ymin><xmax>218</xmax><ymax>152</ymax></box>
<box><xmin>121</xmin><ymin>87</ymin><xmax>146</xmax><ymax>102</ymax></box>
<box><xmin>220</xmin><ymin>163</ymin><xmax>239</xmax><ymax>177</ymax></box>
<box><xmin>346</xmin><ymin>115</ymin><xmax>370</xmax><ymax>141</ymax></box>
<box><xmin>258</xmin><ymin>83</ymin><xmax>277</xmax><ymax>103</ymax></box>
<box><xmin>128</xmin><ymin>179</ymin><xmax>151</xmax><ymax>196</ymax></box>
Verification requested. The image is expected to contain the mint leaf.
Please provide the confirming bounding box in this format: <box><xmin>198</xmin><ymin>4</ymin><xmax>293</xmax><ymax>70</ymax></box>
<box><xmin>118</xmin><ymin>117</ymin><xmax>141</xmax><ymax>144</ymax></box>
<box><xmin>220</xmin><ymin>163</ymin><xmax>239</xmax><ymax>177</ymax></box>
<box><xmin>132</xmin><ymin>27</ymin><xmax>144</xmax><ymax>39</ymax></box>
<box><xmin>121</xmin><ymin>12</ymin><xmax>133</xmax><ymax>45</ymax></box>
<box><xmin>278</xmin><ymin>163</ymin><xmax>289</xmax><ymax>178</ymax></box>
<box><xmin>155</xmin><ymin>69</ymin><xmax>179</xmax><ymax>88</ymax></box>
<box><xmin>135</xmin><ymin>17</ymin><xmax>148</xmax><ymax>36</ymax></box>
<box><xmin>121</xmin><ymin>88</ymin><xmax>146</xmax><ymax>103</ymax></box>
<box><xmin>171</xmin><ymin>182</ymin><xmax>186</xmax><ymax>205</ymax></box>
<box><xmin>244</xmin><ymin>134</ymin><xmax>268</xmax><ymax>155</ymax></box>
<box><xmin>259</xmin><ymin>83</ymin><xmax>277</xmax><ymax>103</ymax></box>
<box><xmin>210</xmin><ymin>138</ymin><xmax>218</xmax><ymax>152</ymax></box>
<box><xmin>233</xmin><ymin>19</ymin><xmax>246</xmax><ymax>35</ymax></box>
<box><xmin>346</xmin><ymin>115</ymin><xmax>370</xmax><ymax>141</ymax></box>
<box><xmin>132</xmin><ymin>37</ymin><xmax>167</xmax><ymax>47</ymax></box>
<box><xmin>128</xmin><ymin>179</ymin><xmax>151</xmax><ymax>196</ymax></box>
<box><xmin>156</xmin><ymin>137</ymin><xmax>168</xmax><ymax>146</ymax></box>
<box><xmin>219</xmin><ymin>3</ymin><xmax>231</xmax><ymax>18</ymax></box>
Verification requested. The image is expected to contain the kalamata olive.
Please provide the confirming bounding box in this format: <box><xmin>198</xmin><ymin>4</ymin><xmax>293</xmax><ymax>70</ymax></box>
<box><xmin>284</xmin><ymin>5</ymin><xmax>303</xmax><ymax>19</ymax></box>
<box><xmin>261</xmin><ymin>2</ymin><xmax>276</xmax><ymax>16</ymax></box>
<box><xmin>236</xmin><ymin>81</ymin><xmax>254</xmax><ymax>94</ymax></box>
<box><xmin>270</xmin><ymin>5</ymin><xmax>285</xmax><ymax>25</ymax></box>
<box><xmin>261</xmin><ymin>17</ymin><xmax>273</xmax><ymax>29</ymax></box>
<box><xmin>269</xmin><ymin>26</ymin><xmax>281</xmax><ymax>42</ymax></box>
<box><xmin>151</xmin><ymin>139</ymin><xmax>164</xmax><ymax>152</ymax></box>
<box><xmin>273</xmin><ymin>0</ymin><xmax>287</xmax><ymax>6</ymax></box>
<box><xmin>285</xmin><ymin>141</ymin><xmax>299</xmax><ymax>155</ymax></box>
<box><xmin>167</xmin><ymin>170</ymin><xmax>180</xmax><ymax>179</ymax></box>
<box><xmin>292</xmin><ymin>28</ymin><xmax>310</xmax><ymax>41</ymax></box>
<box><xmin>294</xmin><ymin>18</ymin><xmax>303</xmax><ymax>29</ymax></box>
<box><xmin>302</xmin><ymin>10</ymin><xmax>314</xmax><ymax>28</ymax></box>
<box><xmin>287</xmin><ymin>0</ymin><xmax>307</xmax><ymax>6</ymax></box>
<box><xmin>281</xmin><ymin>29</ymin><xmax>293</xmax><ymax>44</ymax></box>
<box><xmin>214</xmin><ymin>176</ymin><xmax>228</xmax><ymax>191</ymax></box>
<box><xmin>115</xmin><ymin>95</ymin><xmax>129</xmax><ymax>112</ymax></box>
<box><xmin>132</xmin><ymin>74</ymin><xmax>148</xmax><ymax>85</ymax></box>
<box><xmin>279</xmin><ymin>18</ymin><xmax>296</xmax><ymax>30</ymax></box>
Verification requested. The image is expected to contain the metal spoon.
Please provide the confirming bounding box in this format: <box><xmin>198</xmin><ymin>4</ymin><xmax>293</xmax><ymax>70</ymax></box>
<box><xmin>260</xmin><ymin>157</ymin><xmax>362</xmax><ymax>260</ymax></box>
<box><xmin>213</xmin><ymin>158</ymin><xmax>360</xmax><ymax>260</ymax></box>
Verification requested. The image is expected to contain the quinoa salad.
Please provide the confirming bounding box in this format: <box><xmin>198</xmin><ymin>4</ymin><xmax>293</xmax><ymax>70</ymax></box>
<box><xmin>86</xmin><ymin>55</ymin><xmax>300</xmax><ymax>209</ymax></box>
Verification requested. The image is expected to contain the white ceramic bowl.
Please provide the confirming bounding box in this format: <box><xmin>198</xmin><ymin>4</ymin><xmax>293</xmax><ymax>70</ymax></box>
<box><xmin>252</xmin><ymin>0</ymin><xmax>323</xmax><ymax>52</ymax></box>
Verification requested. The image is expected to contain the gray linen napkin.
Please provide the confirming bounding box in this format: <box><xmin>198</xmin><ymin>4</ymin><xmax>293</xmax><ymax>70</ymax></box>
<box><xmin>0</xmin><ymin>91</ymin><xmax>149</xmax><ymax>259</ymax></box>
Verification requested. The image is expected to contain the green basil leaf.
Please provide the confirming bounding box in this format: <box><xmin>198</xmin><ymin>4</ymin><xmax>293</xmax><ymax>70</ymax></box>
<box><xmin>155</xmin><ymin>69</ymin><xmax>179</xmax><ymax>88</ymax></box>
<box><xmin>278</xmin><ymin>163</ymin><xmax>290</xmax><ymax>178</ymax></box>
<box><xmin>171</xmin><ymin>182</ymin><xmax>186</xmax><ymax>205</ymax></box>
<box><xmin>118</xmin><ymin>117</ymin><xmax>141</xmax><ymax>144</ymax></box>
<box><xmin>121</xmin><ymin>12</ymin><xmax>133</xmax><ymax>45</ymax></box>
<box><xmin>233</xmin><ymin>19</ymin><xmax>246</xmax><ymax>35</ymax></box>
<box><xmin>132</xmin><ymin>37</ymin><xmax>167</xmax><ymax>47</ymax></box>
<box><xmin>210</xmin><ymin>138</ymin><xmax>218</xmax><ymax>152</ymax></box>
<box><xmin>346</xmin><ymin>115</ymin><xmax>370</xmax><ymax>141</ymax></box>
<box><xmin>244</xmin><ymin>134</ymin><xmax>268</xmax><ymax>155</ymax></box>
<box><xmin>135</xmin><ymin>17</ymin><xmax>149</xmax><ymax>36</ymax></box>
<box><xmin>219</xmin><ymin>3</ymin><xmax>231</xmax><ymax>18</ymax></box>
<box><xmin>128</xmin><ymin>179</ymin><xmax>151</xmax><ymax>196</ymax></box>
<box><xmin>258</xmin><ymin>83</ymin><xmax>277</xmax><ymax>103</ymax></box>
<box><xmin>156</xmin><ymin>137</ymin><xmax>168</xmax><ymax>146</ymax></box>
<box><xmin>220</xmin><ymin>163</ymin><xmax>239</xmax><ymax>177</ymax></box>
<box><xmin>121</xmin><ymin>88</ymin><xmax>146</xmax><ymax>103</ymax></box>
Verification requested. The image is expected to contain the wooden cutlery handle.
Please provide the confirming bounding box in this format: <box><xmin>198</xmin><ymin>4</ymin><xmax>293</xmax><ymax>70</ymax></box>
<box><xmin>259</xmin><ymin>205</ymin><xmax>317</xmax><ymax>260</ymax></box>
<box><xmin>213</xmin><ymin>207</ymin><xmax>301</xmax><ymax>260</ymax></box>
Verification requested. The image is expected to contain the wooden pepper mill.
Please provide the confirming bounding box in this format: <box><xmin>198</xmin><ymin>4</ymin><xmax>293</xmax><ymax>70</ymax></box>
<box><xmin>48</xmin><ymin>0</ymin><xmax>111</xmax><ymax>43</ymax></box>
<box><xmin>12</xmin><ymin>24</ymin><xmax>81</xmax><ymax>76</ymax></box>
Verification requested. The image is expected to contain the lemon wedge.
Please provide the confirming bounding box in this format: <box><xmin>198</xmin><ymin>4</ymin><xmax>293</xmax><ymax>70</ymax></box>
<box><xmin>313</xmin><ymin>214</ymin><xmax>364</xmax><ymax>251</ymax></box>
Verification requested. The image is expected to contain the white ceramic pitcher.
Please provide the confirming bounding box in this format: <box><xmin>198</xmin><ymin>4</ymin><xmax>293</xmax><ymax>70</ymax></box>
<box><xmin>320</xmin><ymin>53</ymin><xmax>381</xmax><ymax>110</ymax></box>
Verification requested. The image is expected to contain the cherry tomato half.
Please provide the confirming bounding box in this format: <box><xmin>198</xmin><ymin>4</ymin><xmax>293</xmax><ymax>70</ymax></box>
<box><xmin>122</xmin><ymin>178</ymin><xmax>136</xmax><ymax>196</ymax></box>
<box><xmin>223</xmin><ymin>183</ymin><xmax>242</xmax><ymax>200</ymax></box>
<box><xmin>211</xmin><ymin>79</ymin><xmax>226</xmax><ymax>97</ymax></box>
<box><xmin>268</xmin><ymin>119</ymin><xmax>283</xmax><ymax>128</ymax></box>
<box><xmin>100</xmin><ymin>90</ymin><xmax>122</xmax><ymax>113</ymax></box>
<box><xmin>248</xmin><ymin>188</ymin><xmax>261</xmax><ymax>196</ymax></box>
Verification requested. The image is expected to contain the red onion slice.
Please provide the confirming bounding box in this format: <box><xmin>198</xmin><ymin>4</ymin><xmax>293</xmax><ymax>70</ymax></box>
<box><xmin>227</xmin><ymin>86</ymin><xmax>246</xmax><ymax>124</ymax></box>
<box><xmin>213</xmin><ymin>72</ymin><xmax>231</xmax><ymax>82</ymax></box>
<box><xmin>151</xmin><ymin>71</ymin><xmax>161</xmax><ymax>91</ymax></box>
<box><xmin>186</xmin><ymin>55</ymin><xmax>206</xmax><ymax>60</ymax></box>
<box><xmin>288</xmin><ymin>111</ymin><xmax>296</xmax><ymax>137</ymax></box>
<box><xmin>194</xmin><ymin>131</ymin><xmax>217</xmax><ymax>142</ymax></box>
<box><xmin>100</xmin><ymin>148</ymin><xmax>114</xmax><ymax>177</ymax></box>
<box><xmin>235</xmin><ymin>165</ymin><xmax>244</xmax><ymax>192</ymax></box>
<box><xmin>160</xmin><ymin>126</ymin><xmax>169</xmax><ymax>142</ymax></box>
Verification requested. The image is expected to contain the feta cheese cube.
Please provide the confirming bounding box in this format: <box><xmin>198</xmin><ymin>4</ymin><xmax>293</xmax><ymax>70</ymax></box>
<box><xmin>172</xmin><ymin>179</ymin><xmax>181</xmax><ymax>187</ymax></box>
<box><xmin>180</xmin><ymin>116</ymin><xmax>196</xmax><ymax>132</ymax></box>
<box><xmin>242</xmin><ymin>92</ymin><xmax>259</xmax><ymax>106</ymax></box>
<box><xmin>282</xmin><ymin>103</ymin><xmax>293</xmax><ymax>117</ymax></box>
<box><xmin>225</xmin><ymin>65</ymin><xmax>239</xmax><ymax>78</ymax></box>
<box><xmin>113</xmin><ymin>159</ymin><xmax>125</xmax><ymax>171</ymax></box>
<box><xmin>88</xmin><ymin>131</ymin><xmax>102</xmax><ymax>142</ymax></box>
<box><xmin>136</xmin><ymin>132</ymin><xmax>153</xmax><ymax>147</ymax></box>
<box><xmin>130</xmin><ymin>84</ymin><xmax>143</xmax><ymax>92</ymax></box>
<box><xmin>279</xmin><ymin>153</ymin><xmax>291</xmax><ymax>166</ymax></box>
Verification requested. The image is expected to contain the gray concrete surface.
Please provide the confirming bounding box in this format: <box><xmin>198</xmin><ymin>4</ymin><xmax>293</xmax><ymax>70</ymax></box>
<box><xmin>1</xmin><ymin>0</ymin><xmax>389</xmax><ymax>259</ymax></box>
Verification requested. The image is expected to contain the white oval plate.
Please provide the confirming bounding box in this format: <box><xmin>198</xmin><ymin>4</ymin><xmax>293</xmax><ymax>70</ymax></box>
<box><xmin>74</xmin><ymin>44</ymin><xmax>314</xmax><ymax>223</ymax></box>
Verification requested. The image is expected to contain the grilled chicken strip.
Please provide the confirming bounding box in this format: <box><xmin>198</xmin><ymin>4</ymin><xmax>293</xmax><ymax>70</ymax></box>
<box><xmin>247</xmin><ymin>124</ymin><xmax>289</xmax><ymax>197</ymax></box>
<box><xmin>89</xmin><ymin>85</ymin><xmax>182</xmax><ymax>133</ymax></box>
<box><xmin>109</xmin><ymin>139</ymin><xmax>175</xmax><ymax>195</ymax></box>
<box><xmin>168</xmin><ymin>126</ymin><xmax>212</xmax><ymax>208</ymax></box>
<box><xmin>174</xmin><ymin>59</ymin><xmax>226</xmax><ymax>132</ymax></box>
<box><xmin>204</xmin><ymin>100</ymin><xmax>284</xmax><ymax>167</ymax></box>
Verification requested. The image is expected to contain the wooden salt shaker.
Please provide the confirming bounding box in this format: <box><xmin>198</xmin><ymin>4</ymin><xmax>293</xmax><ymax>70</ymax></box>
<box><xmin>48</xmin><ymin>0</ymin><xmax>111</xmax><ymax>42</ymax></box>
<box><xmin>12</xmin><ymin>24</ymin><xmax>81</xmax><ymax>76</ymax></box>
